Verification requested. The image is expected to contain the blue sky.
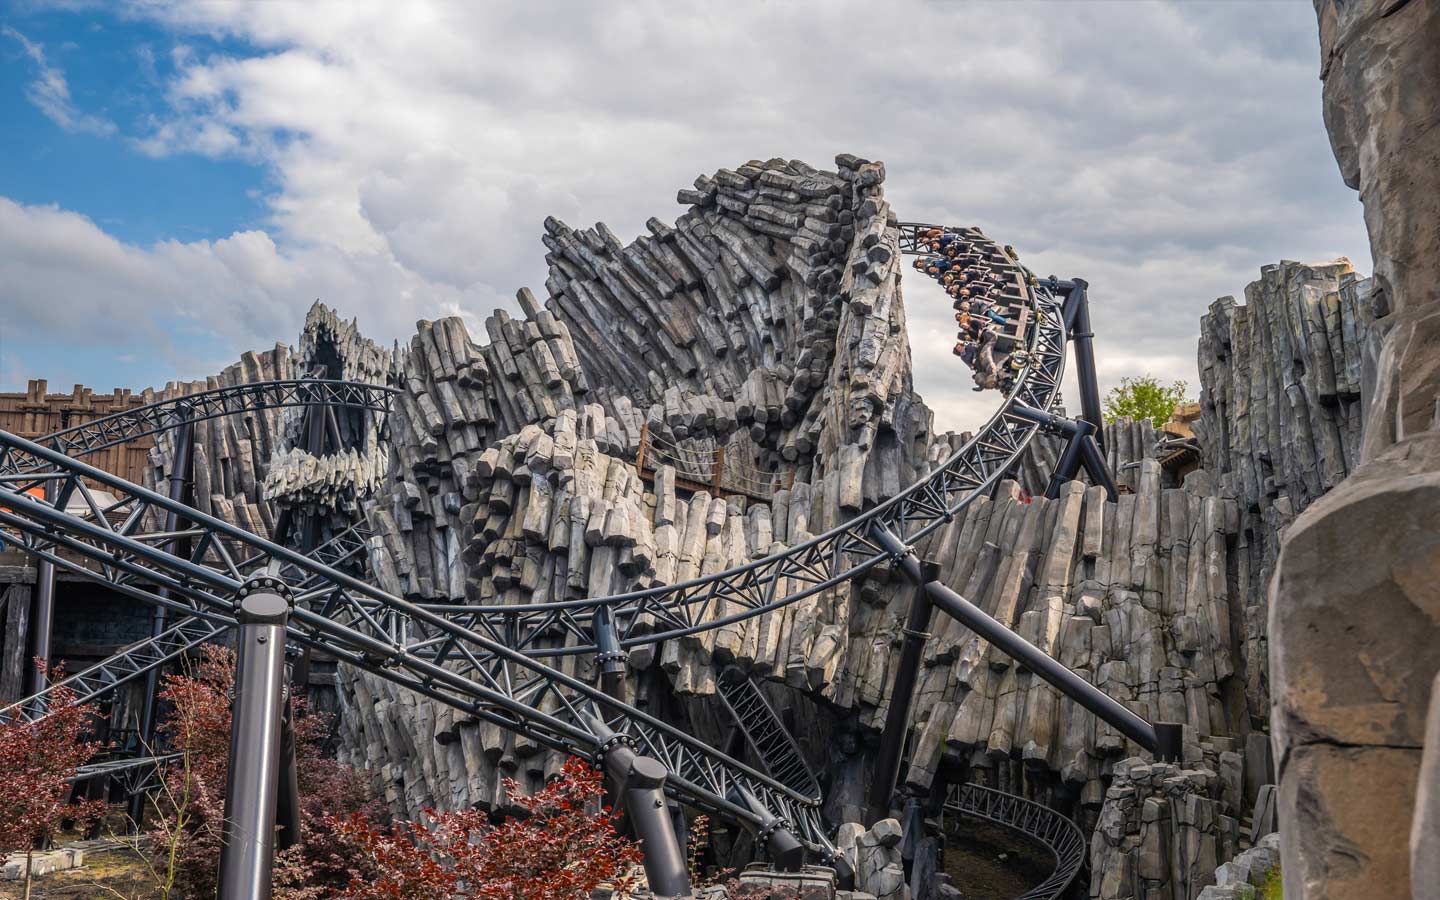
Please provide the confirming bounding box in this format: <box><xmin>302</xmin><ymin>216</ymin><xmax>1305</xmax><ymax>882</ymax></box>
<box><xmin>0</xmin><ymin>13</ymin><xmax>267</xmax><ymax>247</ymax></box>
<box><xmin>0</xmin><ymin>1</ymin><xmax>1369</xmax><ymax>431</ymax></box>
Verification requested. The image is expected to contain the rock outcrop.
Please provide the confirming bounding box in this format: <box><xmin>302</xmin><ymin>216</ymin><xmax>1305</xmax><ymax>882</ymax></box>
<box><xmin>1193</xmin><ymin>260</ymin><xmax>1373</xmax><ymax>723</ymax></box>
<box><xmin>1266</xmin><ymin>2</ymin><xmax>1440</xmax><ymax>898</ymax></box>
<box><xmin>1089</xmin><ymin>757</ymin><xmax>1241</xmax><ymax>900</ymax></box>
<box><xmin>125</xmin><ymin>152</ymin><xmax>1386</xmax><ymax>897</ymax></box>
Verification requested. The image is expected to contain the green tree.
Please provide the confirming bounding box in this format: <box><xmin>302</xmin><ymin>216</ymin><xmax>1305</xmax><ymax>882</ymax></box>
<box><xmin>1102</xmin><ymin>375</ymin><xmax>1189</xmax><ymax>428</ymax></box>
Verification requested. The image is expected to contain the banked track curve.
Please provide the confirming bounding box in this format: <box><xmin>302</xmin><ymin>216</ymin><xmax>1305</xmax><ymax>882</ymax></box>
<box><xmin>0</xmin><ymin>223</ymin><xmax>1072</xmax><ymax>882</ymax></box>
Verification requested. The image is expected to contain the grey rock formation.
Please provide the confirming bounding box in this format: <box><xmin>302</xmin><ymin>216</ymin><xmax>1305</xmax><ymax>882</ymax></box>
<box><xmin>1194</xmin><ymin>260</ymin><xmax>1373</xmax><ymax>722</ymax></box>
<box><xmin>1195</xmin><ymin>832</ymin><xmax>1281</xmax><ymax>900</ymax></box>
<box><xmin>122</xmin><ymin>153</ymin><xmax>1382</xmax><ymax>898</ymax></box>
<box><xmin>1265</xmin><ymin>3</ymin><xmax>1440</xmax><ymax>899</ymax></box>
<box><xmin>1089</xmin><ymin>758</ymin><xmax>1240</xmax><ymax>900</ymax></box>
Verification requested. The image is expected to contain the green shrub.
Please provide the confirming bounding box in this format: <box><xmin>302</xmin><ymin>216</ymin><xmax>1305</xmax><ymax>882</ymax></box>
<box><xmin>1262</xmin><ymin>864</ymin><xmax>1283</xmax><ymax>899</ymax></box>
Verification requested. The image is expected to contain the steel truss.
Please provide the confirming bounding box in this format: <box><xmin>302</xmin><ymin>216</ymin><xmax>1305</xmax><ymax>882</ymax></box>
<box><xmin>0</xmin><ymin>442</ymin><xmax>833</xmax><ymax>856</ymax></box>
<box><xmin>945</xmin><ymin>783</ymin><xmax>1087</xmax><ymax>900</ymax></box>
<box><xmin>1</xmin><ymin>524</ymin><xmax>372</xmax><ymax>724</ymax></box>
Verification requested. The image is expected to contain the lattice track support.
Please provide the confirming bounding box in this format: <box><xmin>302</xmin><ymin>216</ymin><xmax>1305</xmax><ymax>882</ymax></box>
<box><xmin>130</xmin><ymin>410</ymin><xmax>196</xmax><ymax>828</ymax></box>
<box><xmin>871</xmin><ymin>527</ymin><xmax>1183</xmax><ymax>761</ymax></box>
<box><xmin>219</xmin><ymin>578</ymin><xmax>295</xmax><ymax>900</ymax></box>
<box><xmin>867</xmin><ymin>555</ymin><xmax>939</xmax><ymax>825</ymax></box>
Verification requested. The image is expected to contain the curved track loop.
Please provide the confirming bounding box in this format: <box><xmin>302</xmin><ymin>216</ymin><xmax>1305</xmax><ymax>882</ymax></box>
<box><xmin>0</xmin><ymin>223</ymin><xmax>1063</xmax><ymax>862</ymax></box>
<box><xmin>944</xmin><ymin>783</ymin><xmax>1087</xmax><ymax>900</ymax></box>
<box><xmin>0</xmin><ymin>378</ymin><xmax>396</xmax><ymax>478</ymax></box>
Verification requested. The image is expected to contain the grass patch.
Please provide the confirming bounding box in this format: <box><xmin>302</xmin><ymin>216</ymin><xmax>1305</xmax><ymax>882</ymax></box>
<box><xmin>1261</xmin><ymin>864</ymin><xmax>1282</xmax><ymax>900</ymax></box>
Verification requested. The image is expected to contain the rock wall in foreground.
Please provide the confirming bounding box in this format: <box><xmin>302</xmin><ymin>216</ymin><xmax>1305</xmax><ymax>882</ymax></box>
<box><xmin>1269</xmin><ymin>3</ymin><xmax>1440</xmax><ymax>898</ymax></box>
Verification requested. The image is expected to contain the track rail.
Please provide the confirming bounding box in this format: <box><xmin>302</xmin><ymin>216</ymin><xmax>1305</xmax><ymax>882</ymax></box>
<box><xmin>0</xmin><ymin>379</ymin><xmax>396</xmax><ymax>477</ymax></box>
<box><xmin>0</xmin><ymin>451</ymin><xmax>833</xmax><ymax>852</ymax></box>
<box><xmin>715</xmin><ymin>667</ymin><xmax>817</xmax><ymax>796</ymax></box>
<box><xmin>945</xmin><ymin>783</ymin><xmax>1087</xmax><ymax>900</ymax></box>
<box><xmin>1</xmin><ymin>524</ymin><xmax>372</xmax><ymax>723</ymax></box>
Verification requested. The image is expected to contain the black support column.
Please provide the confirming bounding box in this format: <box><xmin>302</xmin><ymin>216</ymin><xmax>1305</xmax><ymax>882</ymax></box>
<box><xmin>1060</xmin><ymin>278</ymin><xmax>1106</xmax><ymax>451</ymax></box>
<box><xmin>589</xmin><ymin>720</ymin><xmax>692</xmax><ymax>899</ymax></box>
<box><xmin>24</xmin><ymin>479</ymin><xmax>58</xmax><ymax>698</ymax></box>
<box><xmin>129</xmin><ymin>411</ymin><xmax>195</xmax><ymax>827</ymax></box>
<box><xmin>867</xmin><ymin>552</ymin><xmax>938</xmax><ymax>825</ymax></box>
<box><xmin>1011</xmin><ymin>403</ymin><xmax>1118</xmax><ymax>502</ymax></box>
<box><xmin>218</xmin><ymin>577</ymin><xmax>292</xmax><ymax>900</ymax></box>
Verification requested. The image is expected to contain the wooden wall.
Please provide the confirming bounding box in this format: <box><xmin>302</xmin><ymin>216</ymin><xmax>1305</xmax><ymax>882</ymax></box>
<box><xmin>0</xmin><ymin>378</ymin><xmax>154</xmax><ymax>484</ymax></box>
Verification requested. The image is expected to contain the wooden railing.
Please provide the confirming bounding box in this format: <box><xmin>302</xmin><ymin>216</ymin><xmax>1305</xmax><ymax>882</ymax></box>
<box><xmin>634</xmin><ymin>424</ymin><xmax>794</xmax><ymax>503</ymax></box>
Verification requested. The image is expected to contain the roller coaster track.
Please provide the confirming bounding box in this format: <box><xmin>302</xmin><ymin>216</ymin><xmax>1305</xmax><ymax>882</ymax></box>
<box><xmin>715</xmin><ymin>667</ymin><xmax>817</xmax><ymax>796</ymax></box>
<box><xmin>1</xmin><ymin>524</ymin><xmax>372</xmax><ymax>723</ymax></box>
<box><xmin>0</xmin><ymin>223</ymin><xmax>1070</xmax><ymax>870</ymax></box>
<box><xmin>944</xmin><ymin>783</ymin><xmax>1087</xmax><ymax>900</ymax></box>
<box><xmin>0</xmin><ymin>378</ymin><xmax>396</xmax><ymax>477</ymax></box>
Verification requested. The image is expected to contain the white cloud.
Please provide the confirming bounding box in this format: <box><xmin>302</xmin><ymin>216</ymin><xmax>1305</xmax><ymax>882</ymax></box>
<box><xmin>2</xmin><ymin>25</ymin><xmax>116</xmax><ymax>135</ymax></box>
<box><xmin>0</xmin><ymin>0</ymin><xmax>1369</xmax><ymax>431</ymax></box>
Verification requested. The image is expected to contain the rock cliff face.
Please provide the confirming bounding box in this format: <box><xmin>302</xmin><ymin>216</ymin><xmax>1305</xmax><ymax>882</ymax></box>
<box><xmin>1193</xmin><ymin>260</ymin><xmax>1373</xmax><ymax>724</ymax></box>
<box><xmin>1267</xmin><ymin>3</ymin><xmax>1440</xmax><ymax>898</ymax></box>
<box><xmin>328</xmin><ymin>158</ymin><xmax>1294</xmax><ymax>883</ymax></box>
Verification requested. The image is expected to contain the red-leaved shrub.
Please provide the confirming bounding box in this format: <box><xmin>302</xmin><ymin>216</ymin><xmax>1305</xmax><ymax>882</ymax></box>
<box><xmin>328</xmin><ymin>756</ymin><xmax>641</xmax><ymax>900</ymax></box>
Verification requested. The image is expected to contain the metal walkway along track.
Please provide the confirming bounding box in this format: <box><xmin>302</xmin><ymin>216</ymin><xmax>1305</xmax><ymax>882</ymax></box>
<box><xmin>0</xmin><ymin>224</ymin><xmax>1177</xmax><ymax>900</ymax></box>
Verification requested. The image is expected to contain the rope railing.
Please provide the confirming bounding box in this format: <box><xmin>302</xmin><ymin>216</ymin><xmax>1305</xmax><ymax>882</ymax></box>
<box><xmin>636</xmin><ymin>426</ymin><xmax>795</xmax><ymax>502</ymax></box>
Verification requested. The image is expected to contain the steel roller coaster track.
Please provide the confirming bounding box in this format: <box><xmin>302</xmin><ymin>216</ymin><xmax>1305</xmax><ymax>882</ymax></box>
<box><xmin>0</xmin><ymin>223</ymin><xmax>1102</xmax><ymax>898</ymax></box>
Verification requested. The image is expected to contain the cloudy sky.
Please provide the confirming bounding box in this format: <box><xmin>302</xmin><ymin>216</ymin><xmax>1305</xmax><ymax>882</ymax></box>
<box><xmin>0</xmin><ymin>1</ymin><xmax>1367</xmax><ymax>432</ymax></box>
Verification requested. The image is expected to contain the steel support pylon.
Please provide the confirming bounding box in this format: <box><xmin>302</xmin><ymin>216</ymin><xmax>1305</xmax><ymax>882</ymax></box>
<box><xmin>130</xmin><ymin>411</ymin><xmax>195</xmax><ymax>827</ymax></box>
<box><xmin>218</xmin><ymin>578</ymin><xmax>292</xmax><ymax>900</ymax></box>
<box><xmin>872</xmin><ymin>527</ymin><xmax>1182</xmax><ymax>761</ymax></box>
<box><xmin>867</xmin><ymin>554</ymin><xmax>938</xmax><ymax>825</ymax></box>
<box><xmin>24</xmin><ymin>479</ymin><xmax>58</xmax><ymax>698</ymax></box>
<box><xmin>591</xmin><ymin>721</ymin><xmax>692</xmax><ymax>900</ymax></box>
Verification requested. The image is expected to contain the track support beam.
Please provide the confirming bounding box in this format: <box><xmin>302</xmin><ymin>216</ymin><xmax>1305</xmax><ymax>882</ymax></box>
<box><xmin>1011</xmin><ymin>403</ymin><xmax>1119</xmax><ymax>502</ymax></box>
<box><xmin>867</xmin><ymin>555</ymin><xmax>938</xmax><ymax>825</ymax></box>
<box><xmin>130</xmin><ymin>411</ymin><xmax>195</xmax><ymax>827</ymax></box>
<box><xmin>591</xmin><ymin>722</ymin><xmax>692</xmax><ymax>899</ymax></box>
<box><xmin>24</xmin><ymin>479</ymin><xmax>58</xmax><ymax>698</ymax></box>
<box><xmin>730</xmin><ymin>787</ymin><xmax>805</xmax><ymax>873</ymax></box>
<box><xmin>872</xmin><ymin>527</ymin><xmax>1181</xmax><ymax>761</ymax></box>
<box><xmin>593</xmin><ymin>606</ymin><xmax>626</xmax><ymax>705</ymax></box>
<box><xmin>1057</xmin><ymin>278</ymin><xmax>1105</xmax><ymax>451</ymax></box>
<box><xmin>218</xmin><ymin>579</ymin><xmax>292</xmax><ymax>900</ymax></box>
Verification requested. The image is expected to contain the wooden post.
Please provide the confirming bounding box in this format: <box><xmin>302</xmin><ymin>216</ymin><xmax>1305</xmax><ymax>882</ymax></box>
<box><xmin>636</xmin><ymin>423</ymin><xmax>649</xmax><ymax>476</ymax></box>
<box><xmin>712</xmin><ymin>446</ymin><xmax>725</xmax><ymax>495</ymax></box>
